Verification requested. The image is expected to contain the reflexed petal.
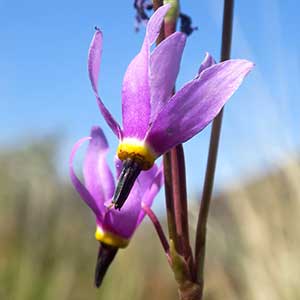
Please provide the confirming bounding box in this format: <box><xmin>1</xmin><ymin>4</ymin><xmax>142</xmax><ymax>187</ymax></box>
<box><xmin>149</xmin><ymin>32</ymin><xmax>186</xmax><ymax>122</ymax></box>
<box><xmin>69</xmin><ymin>136</ymin><xmax>102</xmax><ymax>217</ymax></box>
<box><xmin>88</xmin><ymin>29</ymin><xmax>122</xmax><ymax>138</ymax></box>
<box><xmin>137</xmin><ymin>163</ymin><xmax>159</xmax><ymax>196</ymax></box>
<box><xmin>83</xmin><ymin>127</ymin><xmax>115</xmax><ymax>213</ymax></box>
<box><xmin>88</xmin><ymin>30</ymin><xmax>103</xmax><ymax>96</ymax></box>
<box><xmin>146</xmin><ymin>4</ymin><xmax>171</xmax><ymax>44</ymax></box>
<box><xmin>146</xmin><ymin>59</ymin><xmax>254</xmax><ymax>155</ymax></box>
<box><xmin>122</xmin><ymin>4</ymin><xmax>171</xmax><ymax>139</ymax></box>
<box><xmin>103</xmin><ymin>164</ymin><xmax>161</xmax><ymax>238</ymax></box>
<box><xmin>198</xmin><ymin>52</ymin><xmax>216</xmax><ymax>74</ymax></box>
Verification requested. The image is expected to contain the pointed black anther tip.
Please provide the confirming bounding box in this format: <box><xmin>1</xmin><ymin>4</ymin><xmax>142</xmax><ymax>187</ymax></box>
<box><xmin>112</xmin><ymin>158</ymin><xmax>142</xmax><ymax>210</ymax></box>
<box><xmin>94</xmin><ymin>243</ymin><xmax>118</xmax><ymax>288</ymax></box>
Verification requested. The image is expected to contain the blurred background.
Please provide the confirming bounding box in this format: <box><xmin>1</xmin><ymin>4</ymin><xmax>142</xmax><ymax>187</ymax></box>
<box><xmin>1</xmin><ymin>0</ymin><xmax>299</xmax><ymax>299</ymax></box>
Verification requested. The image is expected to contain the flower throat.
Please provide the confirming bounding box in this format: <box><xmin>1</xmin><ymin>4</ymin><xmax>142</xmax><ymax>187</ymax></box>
<box><xmin>112</xmin><ymin>140</ymin><xmax>156</xmax><ymax>209</ymax></box>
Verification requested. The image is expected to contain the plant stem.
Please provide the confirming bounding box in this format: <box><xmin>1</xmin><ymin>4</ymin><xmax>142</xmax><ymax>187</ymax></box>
<box><xmin>163</xmin><ymin>152</ymin><xmax>180</xmax><ymax>251</ymax></box>
<box><xmin>142</xmin><ymin>204</ymin><xmax>170</xmax><ymax>257</ymax></box>
<box><xmin>170</xmin><ymin>146</ymin><xmax>194</xmax><ymax>273</ymax></box>
<box><xmin>153</xmin><ymin>0</ymin><xmax>165</xmax><ymax>43</ymax></box>
<box><xmin>154</xmin><ymin>0</ymin><xmax>184</xmax><ymax>255</ymax></box>
<box><xmin>154</xmin><ymin>1</ymin><xmax>196</xmax><ymax>297</ymax></box>
<box><xmin>194</xmin><ymin>0</ymin><xmax>234</xmax><ymax>286</ymax></box>
<box><xmin>152</xmin><ymin>0</ymin><xmax>164</xmax><ymax>11</ymax></box>
<box><xmin>178</xmin><ymin>282</ymin><xmax>202</xmax><ymax>300</ymax></box>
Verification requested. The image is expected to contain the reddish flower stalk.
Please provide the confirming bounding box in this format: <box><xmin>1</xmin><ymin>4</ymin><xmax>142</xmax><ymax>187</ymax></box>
<box><xmin>153</xmin><ymin>0</ymin><xmax>165</xmax><ymax>43</ymax></box>
<box><xmin>195</xmin><ymin>0</ymin><xmax>235</xmax><ymax>287</ymax></box>
<box><xmin>153</xmin><ymin>0</ymin><xmax>182</xmax><ymax>255</ymax></box>
<box><xmin>163</xmin><ymin>152</ymin><xmax>181</xmax><ymax>251</ymax></box>
<box><xmin>142</xmin><ymin>203</ymin><xmax>170</xmax><ymax>260</ymax></box>
<box><xmin>163</xmin><ymin>1</ymin><xmax>194</xmax><ymax>277</ymax></box>
<box><xmin>153</xmin><ymin>0</ymin><xmax>191</xmax><ymax>264</ymax></box>
<box><xmin>152</xmin><ymin>0</ymin><xmax>163</xmax><ymax>11</ymax></box>
<box><xmin>170</xmin><ymin>146</ymin><xmax>194</xmax><ymax>275</ymax></box>
<box><xmin>154</xmin><ymin>0</ymin><xmax>197</xmax><ymax>294</ymax></box>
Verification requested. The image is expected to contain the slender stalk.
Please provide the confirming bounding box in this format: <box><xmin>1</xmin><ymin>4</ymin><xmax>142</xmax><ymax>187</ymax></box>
<box><xmin>163</xmin><ymin>1</ymin><xmax>191</xmax><ymax>264</ymax></box>
<box><xmin>178</xmin><ymin>282</ymin><xmax>202</xmax><ymax>300</ymax></box>
<box><xmin>163</xmin><ymin>152</ymin><xmax>180</xmax><ymax>251</ymax></box>
<box><xmin>154</xmin><ymin>2</ymin><xmax>198</xmax><ymax>298</ymax></box>
<box><xmin>152</xmin><ymin>0</ymin><xmax>164</xmax><ymax>11</ymax></box>
<box><xmin>194</xmin><ymin>111</ymin><xmax>224</xmax><ymax>287</ymax></box>
<box><xmin>195</xmin><ymin>0</ymin><xmax>234</xmax><ymax>284</ymax></box>
<box><xmin>170</xmin><ymin>146</ymin><xmax>194</xmax><ymax>272</ymax></box>
<box><xmin>153</xmin><ymin>0</ymin><xmax>165</xmax><ymax>43</ymax></box>
<box><xmin>154</xmin><ymin>0</ymin><xmax>182</xmax><ymax>254</ymax></box>
<box><xmin>142</xmin><ymin>204</ymin><xmax>170</xmax><ymax>257</ymax></box>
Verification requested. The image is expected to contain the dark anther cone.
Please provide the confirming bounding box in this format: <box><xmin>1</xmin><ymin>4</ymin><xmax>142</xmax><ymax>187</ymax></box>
<box><xmin>112</xmin><ymin>158</ymin><xmax>142</xmax><ymax>210</ymax></box>
<box><xmin>94</xmin><ymin>242</ymin><xmax>118</xmax><ymax>288</ymax></box>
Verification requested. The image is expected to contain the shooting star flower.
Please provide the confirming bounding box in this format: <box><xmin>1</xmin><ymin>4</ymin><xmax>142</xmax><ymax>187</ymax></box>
<box><xmin>69</xmin><ymin>126</ymin><xmax>163</xmax><ymax>287</ymax></box>
<box><xmin>89</xmin><ymin>4</ymin><xmax>254</xmax><ymax>209</ymax></box>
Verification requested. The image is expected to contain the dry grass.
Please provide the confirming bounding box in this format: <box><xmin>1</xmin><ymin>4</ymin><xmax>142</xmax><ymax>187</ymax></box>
<box><xmin>197</xmin><ymin>155</ymin><xmax>300</xmax><ymax>300</ymax></box>
<box><xmin>0</xmin><ymin>139</ymin><xmax>299</xmax><ymax>299</ymax></box>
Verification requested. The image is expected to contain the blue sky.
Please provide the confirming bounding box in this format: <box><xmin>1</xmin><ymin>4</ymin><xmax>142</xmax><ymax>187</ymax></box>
<box><xmin>1</xmin><ymin>0</ymin><xmax>299</xmax><ymax>196</ymax></box>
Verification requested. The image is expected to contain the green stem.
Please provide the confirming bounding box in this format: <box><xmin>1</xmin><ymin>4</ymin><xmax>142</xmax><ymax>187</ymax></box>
<box><xmin>163</xmin><ymin>152</ymin><xmax>180</xmax><ymax>251</ymax></box>
<box><xmin>178</xmin><ymin>282</ymin><xmax>202</xmax><ymax>300</ymax></box>
<box><xmin>194</xmin><ymin>0</ymin><xmax>234</xmax><ymax>287</ymax></box>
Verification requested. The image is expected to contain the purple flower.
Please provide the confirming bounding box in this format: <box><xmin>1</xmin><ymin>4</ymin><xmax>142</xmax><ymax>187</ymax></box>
<box><xmin>88</xmin><ymin>4</ymin><xmax>254</xmax><ymax>208</ymax></box>
<box><xmin>69</xmin><ymin>126</ymin><xmax>163</xmax><ymax>286</ymax></box>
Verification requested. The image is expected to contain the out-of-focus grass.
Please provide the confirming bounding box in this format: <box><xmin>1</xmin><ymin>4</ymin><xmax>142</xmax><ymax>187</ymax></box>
<box><xmin>0</xmin><ymin>138</ymin><xmax>299</xmax><ymax>300</ymax></box>
<box><xmin>0</xmin><ymin>138</ymin><xmax>176</xmax><ymax>300</ymax></box>
<box><xmin>194</xmin><ymin>156</ymin><xmax>300</xmax><ymax>300</ymax></box>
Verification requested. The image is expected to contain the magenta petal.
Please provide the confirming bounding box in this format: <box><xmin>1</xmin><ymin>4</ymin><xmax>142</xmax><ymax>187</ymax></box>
<box><xmin>103</xmin><ymin>180</ymin><xmax>141</xmax><ymax>239</ymax></box>
<box><xmin>198</xmin><ymin>52</ymin><xmax>216</xmax><ymax>74</ymax></box>
<box><xmin>137</xmin><ymin>164</ymin><xmax>160</xmax><ymax>197</ymax></box>
<box><xmin>69</xmin><ymin>136</ymin><xmax>102</xmax><ymax>217</ymax></box>
<box><xmin>121</xmin><ymin>4</ymin><xmax>171</xmax><ymax>139</ymax></box>
<box><xmin>146</xmin><ymin>4</ymin><xmax>171</xmax><ymax>44</ymax></box>
<box><xmin>88</xmin><ymin>29</ymin><xmax>122</xmax><ymax>138</ymax></box>
<box><xmin>103</xmin><ymin>164</ymin><xmax>161</xmax><ymax>239</ymax></box>
<box><xmin>83</xmin><ymin>127</ymin><xmax>115</xmax><ymax>214</ymax></box>
<box><xmin>121</xmin><ymin>43</ymin><xmax>150</xmax><ymax>139</ymax></box>
<box><xmin>149</xmin><ymin>32</ymin><xmax>186</xmax><ymax>122</ymax></box>
<box><xmin>114</xmin><ymin>156</ymin><xmax>123</xmax><ymax>178</ymax></box>
<box><xmin>146</xmin><ymin>59</ymin><xmax>254</xmax><ymax>155</ymax></box>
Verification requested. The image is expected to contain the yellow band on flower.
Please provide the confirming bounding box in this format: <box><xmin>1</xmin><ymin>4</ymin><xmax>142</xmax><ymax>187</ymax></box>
<box><xmin>95</xmin><ymin>227</ymin><xmax>130</xmax><ymax>248</ymax></box>
<box><xmin>117</xmin><ymin>139</ymin><xmax>156</xmax><ymax>170</ymax></box>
